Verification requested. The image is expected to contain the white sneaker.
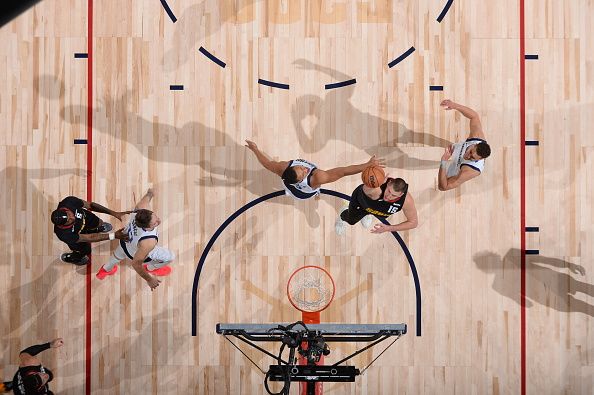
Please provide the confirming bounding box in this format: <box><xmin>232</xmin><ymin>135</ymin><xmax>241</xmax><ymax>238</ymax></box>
<box><xmin>335</xmin><ymin>216</ymin><xmax>347</xmax><ymax>236</ymax></box>
<box><xmin>361</xmin><ymin>215</ymin><xmax>373</xmax><ymax>229</ymax></box>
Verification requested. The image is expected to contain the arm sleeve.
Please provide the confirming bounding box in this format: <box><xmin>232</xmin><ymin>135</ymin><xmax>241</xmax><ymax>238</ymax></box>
<box><xmin>20</xmin><ymin>342</ymin><xmax>51</xmax><ymax>356</ymax></box>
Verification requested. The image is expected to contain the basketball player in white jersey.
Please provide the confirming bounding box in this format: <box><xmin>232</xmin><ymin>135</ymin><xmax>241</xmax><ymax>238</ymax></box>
<box><xmin>95</xmin><ymin>189</ymin><xmax>175</xmax><ymax>290</ymax></box>
<box><xmin>245</xmin><ymin>140</ymin><xmax>384</xmax><ymax>199</ymax></box>
<box><xmin>437</xmin><ymin>100</ymin><xmax>491</xmax><ymax>191</ymax></box>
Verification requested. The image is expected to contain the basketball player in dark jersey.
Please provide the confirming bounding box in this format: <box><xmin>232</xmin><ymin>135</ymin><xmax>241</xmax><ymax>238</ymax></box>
<box><xmin>335</xmin><ymin>177</ymin><xmax>418</xmax><ymax>235</ymax></box>
<box><xmin>1</xmin><ymin>338</ymin><xmax>63</xmax><ymax>395</ymax></box>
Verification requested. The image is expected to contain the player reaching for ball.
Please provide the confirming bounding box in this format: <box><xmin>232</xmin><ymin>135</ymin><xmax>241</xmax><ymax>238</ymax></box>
<box><xmin>245</xmin><ymin>140</ymin><xmax>384</xmax><ymax>200</ymax></box>
<box><xmin>335</xmin><ymin>174</ymin><xmax>418</xmax><ymax>236</ymax></box>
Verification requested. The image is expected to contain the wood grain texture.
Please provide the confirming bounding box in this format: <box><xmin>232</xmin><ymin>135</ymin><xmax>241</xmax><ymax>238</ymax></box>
<box><xmin>0</xmin><ymin>1</ymin><xmax>592</xmax><ymax>394</ymax></box>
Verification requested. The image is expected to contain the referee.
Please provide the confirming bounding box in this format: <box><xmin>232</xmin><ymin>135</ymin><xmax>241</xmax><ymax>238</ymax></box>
<box><xmin>51</xmin><ymin>196</ymin><xmax>129</xmax><ymax>265</ymax></box>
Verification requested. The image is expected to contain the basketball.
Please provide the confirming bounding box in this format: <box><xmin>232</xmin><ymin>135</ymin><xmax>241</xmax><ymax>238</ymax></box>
<box><xmin>362</xmin><ymin>166</ymin><xmax>385</xmax><ymax>188</ymax></box>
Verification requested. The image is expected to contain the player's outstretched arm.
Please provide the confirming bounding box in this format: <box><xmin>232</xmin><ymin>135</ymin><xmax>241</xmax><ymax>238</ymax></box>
<box><xmin>135</xmin><ymin>188</ymin><xmax>154</xmax><ymax>210</ymax></box>
<box><xmin>438</xmin><ymin>166</ymin><xmax>480</xmax><ymax>191</ymax></box>
<box><xmin>371</xmin><ymin>194</ymin><xmax>418</xmax><ymax>233</ymax></box>
<box><xmin>245</xmin><ymin>140</ymin><xmax>289</xmax><ymax>176</ymax></box>
<box><xmin>19</xmin><ymin>338</ymin><xmax>63</xmax><ymax>367</ymax></box>
<box><xmin>130</xmin><ymin>240</ymin><xmax>161</xmax><ymax>291</ymax></box>
<box><xmin>311</xmin><ymin>156</ymin><xmax>384</xmax><ymax>188</ymax></box>
<box><xmin>81</xmin><ymin>199</ymin><xmax>132</xmax><ymax>222</ymax></box>
<box><xmin>441</xmin><ymin>99</ymin><xmax>485</xmax><ymax>140</ymax></box>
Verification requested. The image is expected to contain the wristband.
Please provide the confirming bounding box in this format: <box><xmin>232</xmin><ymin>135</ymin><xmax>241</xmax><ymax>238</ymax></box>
<box><xmin>440</xmin><ymin>160</ymin><xmax>448</xmax><ymax>169</ymax></box>
<box><xmin>109</xmin><ymin>233</ymin><xmax>115</xmax><ymax>240</ymax></box>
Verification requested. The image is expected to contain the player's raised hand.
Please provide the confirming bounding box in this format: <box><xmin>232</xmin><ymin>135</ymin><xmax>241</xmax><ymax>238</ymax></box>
<box><xmin>441</xmin><ymin>99</ymin><xmax>458</xmax><ymax>110</ymax></box>
<box><xmin>367</xmin><ymin>155</ymin><xmax>386</xmax><ymax>168</ymax></box>
<box><xmin>50</xmin><ymin>338</ymin><xmax>64</xmax><ymax>348</ymax></box>
<box><xmin>245</xmin><ymin>140</ymin><xmax>258</xmax><ymax>151</ymax></box>
<box><xmin>441</xmin><ymin>145</ymin><xmax>454</xmax><ymax>161</ymax></box>
<box><xmin>115</xmin><ymin>228</ymin><xmax>130</xmax><ymax>242</ymax></box>
<box><xmin>147</xmin><ymin>277</ymin><xmax>161</xmax><ymax>291</ymax></box>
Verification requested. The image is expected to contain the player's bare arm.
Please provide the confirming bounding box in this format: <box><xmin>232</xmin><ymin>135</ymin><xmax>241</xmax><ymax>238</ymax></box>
<box><xmin>135</xmin><ymin>188</ymin><xmax>154</xmax><ymax>210</ymax></box>
<box><xmin>245</xmin><ymin>140</ymin><xmax>289</xmax><ymax>176</ymax></box>
<box><xmin>81</xmin><ymin>199</ymin><xmax>132</xmax><ymax>221</ymax></box>
<box><xmin>438</xmin><ymin>160</ymin><xmax>480</xmax><ymax>191</ymax></box>
<box><xmin>311</xmin><ymin>156</ymin><xmax>385</xmax><ymax>188</ymax></box>
<box><xmin>371</xmin><ymin>194</ymin><xmax>418</xmax><ymax>234</ymax></box>
<box><xmin>441</xmin><ymin>99</ymin><xmax>486</xmax><ymax>140</ymax></box>
<box><xmin>77</xmin><ymin>228</ymin><xmax>129</xmax><ymax>243</ymax></box>
<box><xmin>130</xmin><ymin>239</ymin><xmax>161</xmax><ymax>290</ymax></box>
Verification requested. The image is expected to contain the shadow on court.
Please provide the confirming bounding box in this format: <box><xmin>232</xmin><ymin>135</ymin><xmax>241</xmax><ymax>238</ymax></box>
<box><xmin>162</xmin><ymin>0</ymin><xmax>260</xmax><ymax>72</ymax></box>
<box><xmin>474</xmin><ymin>248</ymin><xmax>594</xmax><ymax>316</ymax></box>
<box><xmin>37</xmin><ymin>75</ymin><xmax>323</xmax><ymax>228</ymax></box>
<box><xmin>291</xmin><ymin>59</ymin><xmax>451</xmax><ymax>170</ymax></box>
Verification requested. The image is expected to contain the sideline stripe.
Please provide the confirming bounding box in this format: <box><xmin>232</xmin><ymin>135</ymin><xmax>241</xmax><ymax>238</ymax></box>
<box><xmin>191</xmin><ymin>189</ymin><xmax>422</xmax><ymax>337</ymax></box>
<box><xmin>85</xmin><ymin>1</ymin><xmax>93</xmax><ymax>394</ymax></box>
<box><xmin>520</xmin><ymin>0</ymin><xmax>527</xmax><ymax>394</ymax></box>
<box><xmin>199</xmin><ymin>46</ymin><xmax>226</xmax><ymax>68</ymax></box>
<box><xmin>159</xmin><ymin>0</ymin><xmax>177</xmax><ymax>23</ymax></box>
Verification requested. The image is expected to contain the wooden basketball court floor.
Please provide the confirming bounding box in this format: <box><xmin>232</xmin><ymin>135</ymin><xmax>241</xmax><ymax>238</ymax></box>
<box><xmin>0</xmin><ymin>0</ymin><xmax>593</xmax><ymax>394</ymax></box>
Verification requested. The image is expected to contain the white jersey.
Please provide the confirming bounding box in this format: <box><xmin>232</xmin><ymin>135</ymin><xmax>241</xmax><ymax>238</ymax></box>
<box><xmin>282</xmin><ymin>159</ymin><xmax>321</xmax><ymax>200</ymax></box>
<box><xmin>120</xmin><ymin>212</ymin><xmax>159</xmax><ymax>260</ymax></box>
<box><xmin>446</xmin><ymin>138</ymin><xmax>486</xmax><ymax>177</ymax></box>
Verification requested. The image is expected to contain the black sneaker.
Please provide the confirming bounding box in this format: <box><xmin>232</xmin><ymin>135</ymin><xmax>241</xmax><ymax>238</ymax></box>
<box><xmin>2</xmin><ymin>381</ymin><xmax>14</xmax><ymax>391</ymax></box>
<box><xmin>97</xmin><ymin>222</ymin><xmax>113</xmax><ymax>233</ymax></box>
<box><xmin>61</xmin><ymin>253</ymin><xmax>89</xmax><ymax>266</ymax></box>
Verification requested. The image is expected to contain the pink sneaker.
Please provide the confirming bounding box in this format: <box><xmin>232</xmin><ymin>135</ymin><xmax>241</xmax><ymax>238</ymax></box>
<box><xmin>96</xmin><ymin>265</ymin><xmax>118</xmax><ymax>280</ymax></box>
<box><xmin>143</xmin><ymin>264</ymin><xmax>172</xmax><ymax>277</ymax></box>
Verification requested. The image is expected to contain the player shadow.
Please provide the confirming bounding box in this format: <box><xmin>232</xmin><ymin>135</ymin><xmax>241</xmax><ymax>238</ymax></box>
<box><xmin>474</xmin><ymin>249</ymin><xmax>594</xmax><ymax>316</ymax></box>
<box><xmin>162</xmin><ymin>0</ymin><xmax>259</xmax><ymax>72</ymax></box>
<box><xmin>59</xmin><ymin>308</ymin><xmax>183</xmax><ymax>392</ymax></box>
<box><xmin>292</xmin><ymin>59</ymin><xmax>451</xmax><ymax>169</ymax></box>
<box><xmin>46</xmin><ymin>77</ymin><xmax>322</xmax><ymax>228</ymax></box>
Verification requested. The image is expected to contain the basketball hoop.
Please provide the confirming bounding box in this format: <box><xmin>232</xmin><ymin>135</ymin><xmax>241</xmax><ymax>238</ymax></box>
<box><xmin>287</xmin><ymin>266</ymin><xmax>336</xmax><ymax>319</ymax></box>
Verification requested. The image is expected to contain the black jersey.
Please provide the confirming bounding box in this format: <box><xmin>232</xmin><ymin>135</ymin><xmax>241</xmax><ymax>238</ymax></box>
<box><xmin>354</xmin><ymin>179</ymin><xmax>408</xmax><ymax>217</ymax></box>
<box><xmin>53</xmin><ymin>196</ymin><xmax>100</xmax><ymax>245</ymax></box>
<box><xmin>12</xmin><ymin>365</ymin><xmax>53</xmax><ymax>395</ymax></box>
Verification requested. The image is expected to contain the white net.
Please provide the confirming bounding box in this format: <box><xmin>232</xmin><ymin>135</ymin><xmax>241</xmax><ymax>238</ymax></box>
<box><xmin>287</xmin><ymin>266</ymin><xmax>335</xmax><ymax>313</ymax></box>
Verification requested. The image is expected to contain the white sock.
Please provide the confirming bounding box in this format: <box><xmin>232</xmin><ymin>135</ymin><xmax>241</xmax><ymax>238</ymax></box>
<box><xmin>103</xmin><ymin>255</ymin><xmax>121</xmax><ymax>272</ymax></box>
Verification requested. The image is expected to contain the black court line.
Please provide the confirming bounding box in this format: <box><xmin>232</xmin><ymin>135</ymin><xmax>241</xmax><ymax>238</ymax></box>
<box><xmin>170</xmin><ymin>85</ymin><xmax>184</xmax><ymax>91</ymax></box>
<box><xmin>429</xmin><ymin>85</ymin><xmax>444</xmax><ymax>91</ymax></box>
<box><xmin>525</xmin><ymin>227</ymin><xmax>539</xmax><ymax>232</ymax></box>
<box><xmin>525</xmin><ymin>54</ymin><xmax>539</xmax><ymax>60</ymax></box>
<box><xmin>74</xmin><ymin>139</ymin><xmax>88</xmax><ymax>144</ymax></box>
<box><xmin>525</xmin><ymin>140</ymin><xmax>539</xmax><ymax>146</ymax></box>
<box><xmin>525</xmin><ymin>250</ymin><xmax>540</xmax><ymax>255</ymax></box>
<box><xmin>325</xmin><ymin>79</ymin><xmax>356</xmax><ymax>90</ymax></box>
<box><xmin>437</xmin><ymin>0</ymin><xmax>454</xmax><ymax>22</ymax></box>
<box><xmin>199</xmin><ymin>46</ymin><xmax>226</xmax><ymax>68</ymax></box>
<box><xmin>191</xmin><ymin>189</ymin><xmax>423</xmax><ymax>337</ymax></box>
<box><xmin>258</xmin><ymin>78</ymin><xmax>289</xmax><ymax>90</ymax></box>
<box><xmin>74</xmin><ymin>53</ymin><xmax>88</xmax><ymax>59</ymax></box>
<box><xmin>388</xmin><ymin>46</ymin><xmax>416</xmax><ymax>68</ymax></box>
<box><xmin>159</xmin><ymin>0</ymin><xmax>177</xmax><ymax>23</ymax></box>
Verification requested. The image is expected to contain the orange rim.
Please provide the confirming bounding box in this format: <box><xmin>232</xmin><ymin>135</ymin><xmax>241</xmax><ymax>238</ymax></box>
<box><xmin>286</xmin><ymin>265</ymin><xmax>336</xmax><ymax>313</ymax></box>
